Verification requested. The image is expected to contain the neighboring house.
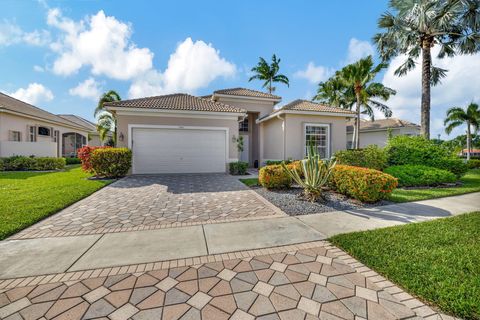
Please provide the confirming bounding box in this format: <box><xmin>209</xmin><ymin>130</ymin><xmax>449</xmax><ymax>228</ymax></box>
<box><xmin>0</xmin><ymin>92</ymin><xmax>104</xmax><ymax>158</ymax></box>
<box><xmin>459</xmin><ymin>149</ymin><xmax>480</xmax><ymax>157</ymax></box>
<box><xmin>106</xmin><ymin>88</ymin><xmax>356</xmax><ymax>174</ymax></box>
<box><xmin>57</xmin><ymin>114</ymin><xmax>112</xmax><ymax>147</ymax></box>
<box><xmin>346</xmin><ymin>118</ymin><xmax>421</xmax><ymax>149</ymax></box>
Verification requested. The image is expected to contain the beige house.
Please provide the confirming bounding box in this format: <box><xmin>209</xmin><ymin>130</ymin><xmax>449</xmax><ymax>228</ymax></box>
<box><xmin>106</xmin><ymin>88</ymin><xmax>356</xmax><ymax>174</ymax></box>
<box><xmin>57</xmin><ymin>114</ymin><xmax>111</xmax><ymax>147</ymax></box>
<box><xmin>346</xmin><ymin>118</ymin><xmax>421</xmax><ymax>149</ymax></box>
<box><xmin>0</xmin><ymin>92</ymin><xmax>102</xmax><ymax>158</ymax></box>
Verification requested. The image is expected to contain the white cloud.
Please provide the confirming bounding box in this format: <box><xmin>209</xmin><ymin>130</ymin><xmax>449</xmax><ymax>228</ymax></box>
<box><xmin>346</xmin><ymin>38</ymin><xmax>375</xmax><ymax>64</ymax></box>
<box><xmin>0</xmin><ymin>21</ymin><xmax>50</xmax><ymax>46</ymax></box>
<box><xmin>294</xmin><ymin>62</ymin><xmax>333</xmax><ymax>84</ymax></box>
<box><xmin>7</xmin><ymin>83</ymin><xmax>54</xmax><ymax>104</ymax></box>
<box><xmin>382</xmin><ymin>46</ymin><xmax>480</xmax><ymax>138</ymax></box>
<box><xmin>47</xmin><ymin>8</ymin><xmax>153</xmax><ymax>80</ymax></box>
<box><xmin>128</xmin><ymin>37</ymin><xmax>236</xmax><ymax>98</ymax></box>
<box><xmin>69</xmin><ymin>77</ymin><xmax>102</xmax><ymax>100</ymax></box>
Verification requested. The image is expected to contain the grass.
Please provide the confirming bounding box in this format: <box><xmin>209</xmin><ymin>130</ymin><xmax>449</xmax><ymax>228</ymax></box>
<box><xmin>388</xmin><ymin>169</ymin><xmax>480</xmax><ymax>203</ymax></box>
<box><xmin>0</xmin><ymin>165</ymin><xmax>112</xmax><ymax>240</ymax></box>
<box><xmin>239</xmin><ymin>178</ymin><xmax>259</xmax><ymax>187</ymax></box>
<box><xmin>330</xmin><ymin>212</ymin><xmax>480</xmax><ymax>320</ymax></box>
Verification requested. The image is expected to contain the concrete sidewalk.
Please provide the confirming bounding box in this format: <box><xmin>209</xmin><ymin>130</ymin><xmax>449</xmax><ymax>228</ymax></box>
<box><xmin>1</xmin><ymin>192</ymin><xmax>479</xmax><ymax>280</ymax></box>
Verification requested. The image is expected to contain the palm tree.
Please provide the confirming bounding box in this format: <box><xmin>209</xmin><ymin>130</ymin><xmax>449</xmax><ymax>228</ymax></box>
<box><xmin>248</xmin><ymin>54</ymin><xmax>289</xmax><ymax>94</ymax></box>
<box><xmin>315</xmin><ymin>56</ymin><xmax>396</xmax><ymax>149</ymax></box>
<box><xmin>374</xmin><ymin>0</ymin><xmax>480</xmax><ymax>139</ymax></box>
<box><xmin>95</xmin><ymin>90</ymin><xmax>121</xmax><ymax>146</ymax></box>
<box><xmin>444</xmin><ymin>102</ymin><xmax>480</xmax><ymax>160</ymax></box>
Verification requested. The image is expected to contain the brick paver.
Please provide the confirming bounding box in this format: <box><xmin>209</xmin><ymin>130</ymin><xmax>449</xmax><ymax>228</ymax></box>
<box><xmin>0</xmin><ymin>242</ymin><xmax>443</xmax><ymax>319</ymax></box>
<box><xmin>10</xmin><ymin>174</ymin><xmax>283</xmax><ymax>239</ymax></box>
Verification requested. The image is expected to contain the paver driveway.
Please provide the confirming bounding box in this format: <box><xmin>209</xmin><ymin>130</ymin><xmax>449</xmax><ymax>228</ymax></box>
<box><xmin>11</xmin><ymin>174</ymin><xmax>283</xmax><ymax>240</ymax></box>
<box><xmin>0</xmin><ymin>241</ymin><xmax>429</xmax><ymax>320</ymax></box>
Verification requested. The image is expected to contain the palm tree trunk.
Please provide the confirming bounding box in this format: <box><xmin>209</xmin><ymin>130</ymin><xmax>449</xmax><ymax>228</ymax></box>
<box><xmin>354</xmin><ymin>91</ymin><xmax>361</xmax><ymax>149</ymax></box>
<box><xmin>421</xmin><ymin>40</ymin><xmax>432</xmax><ymax>139</ymax></box>
<box><xmin>466</xmin><ymin>122</ymin><xmax>471</xmax><ymax>161</ymax></box>
<box><xmin>269</xmin><ymin>78</ymin><xmax>272</xmax><ymax>94</ymax></box>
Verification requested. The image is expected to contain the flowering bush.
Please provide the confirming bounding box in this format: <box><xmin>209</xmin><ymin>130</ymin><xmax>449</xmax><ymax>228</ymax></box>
<box><xmin>77</xmin><ymin>146</ymin><xmax>110</xmax><ymax>173</ymax></box>
<box><xmin>90</xmin><ymin>148</ymin><xmax>132</xmax><ymax>178</ymax></box>
<box><xmin>329</xmin><ymin>165</ymin><xmax>398</xmax><ymax>203</ymax></box>
<box><xmin>258</xmin><ymin>165</ymin><xmax>292</xmax><ymax>189</ymax></box>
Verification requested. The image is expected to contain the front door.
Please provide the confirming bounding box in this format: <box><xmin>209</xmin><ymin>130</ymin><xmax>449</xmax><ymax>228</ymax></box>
<box><xmin>240</xmin><ymin>134</ymin><xmax>249</xmax><ymax>163</ymax></box>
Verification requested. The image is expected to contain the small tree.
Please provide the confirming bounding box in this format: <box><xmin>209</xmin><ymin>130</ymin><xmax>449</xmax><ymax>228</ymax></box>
<box><xmin>444</xmin><ymin>102</ymin><xmax>480</xmax><ymax>160</ymax></box>
<box><xmin>95</xmin><ymin>90</ymin><xmax>121</xmax><ymax>146</ymax></box>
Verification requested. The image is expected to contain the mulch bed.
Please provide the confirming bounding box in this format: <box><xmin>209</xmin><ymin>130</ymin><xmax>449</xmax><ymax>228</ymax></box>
<box><xmin>252</xmin><ymin>185</ymin><xmax>392</xmax><ymax>215</ymax></box>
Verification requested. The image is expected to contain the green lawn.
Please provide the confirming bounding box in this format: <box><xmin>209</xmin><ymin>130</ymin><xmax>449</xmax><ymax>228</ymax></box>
<box><xmin>0</xmin><ymin>165</ymin><xmax>112</xmax><ymax>240</ymax></box>
<box><xmin>330</xmin><ymin>213</ymin><xmax>480</xmax><ymax>320</ymax></box>
<box><xmin>388</xmin><ymin>169</ymin><xmax>480</xmax><ymax>203</ymax></box>
<box><xmin>239</xmin><ymin>178</ymin><xmax>259</xmax><ymax>187</ymax></box>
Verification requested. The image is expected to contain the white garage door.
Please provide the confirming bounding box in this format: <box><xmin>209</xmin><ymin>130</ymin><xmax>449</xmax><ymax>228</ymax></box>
<box><xmin>132</xmin><ymin>127</ymin><xmax>227</xmax><ymax>174</ymax></box>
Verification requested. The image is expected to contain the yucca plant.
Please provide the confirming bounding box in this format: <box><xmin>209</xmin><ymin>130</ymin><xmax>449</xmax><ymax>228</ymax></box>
<box><xmin>282</xmin><ymin>144</ymin><xmax>336</xmax><ymax>202</ymax></box>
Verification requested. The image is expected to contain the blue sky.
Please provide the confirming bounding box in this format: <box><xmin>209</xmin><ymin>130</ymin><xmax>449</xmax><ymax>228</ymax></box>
<box><xmin>1</xmin><ymin>0</ymin><xmax>478</xmax><ymax>138</ymax></box>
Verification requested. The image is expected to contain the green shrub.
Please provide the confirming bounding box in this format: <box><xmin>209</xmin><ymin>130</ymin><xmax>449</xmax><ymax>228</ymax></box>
<box><xmin>467</xmin><ymin>159</ymin><xmax>480</xmax><ymax>169</ymax></box>
<box><xmin>258</xmin><ymin>165</ymin><xmax>292</xmax><ymax>189</ymax></box>
<box><xmin>1</xmin><ymin>156</ymin><xmax>65</xmax><ymax>171</ymax></box>
<box><xmin>334</xmin><ymin>145</ymin><xmax>388</xmax><ymax>171</ymax></box>
<box><xmin>384</xmin><ymin>165</ymin><xmax>457</xmax><ymax>187</ymax></box>
<box><xmin>65</xmin><ymin>157</ymin><xmax>81</xmax><ymax>165</ymax></box>
<box><xmin>0</xmin><ymin>158</ymin><xmax>4</xmax><ymax>171</ymax></box>
<box><xmin>329</xmin><ymin>165</ymin><xmax>398</xmax><ymax>203</ymax></box>
<box><xmin>264</xmin><ymin>159</ymin><xmax>294</xmax><ymax>166</ymax></box>
<box><xmin>229</xmin><ymin>161</ymin><xmax>248</xmax><ymax>175</ymax></box>
<box><xmin>33</xmin><ymin>157</ymin><xmax>66</xmax><ymax>170</ymax></box>
<box><xmin>385</xmin><ymin>136</ymin><xmax>467</xmax><ymax>177</ymax></box>
<box><xmin>90</xmin><ymin>148</ymin><xmax>132</xmax><ymax>178</ymax></box>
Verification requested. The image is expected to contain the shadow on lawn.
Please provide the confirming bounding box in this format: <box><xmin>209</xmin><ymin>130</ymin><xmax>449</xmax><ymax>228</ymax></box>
<box><xmin>0</xmin><ymin>165</ymin><xmax>79</xmax><ymax>180</ymax></box>
<box><xmin>343</xmin><ymin>202</ymin><xmax>452</xmax><ymax>224</ymax></box>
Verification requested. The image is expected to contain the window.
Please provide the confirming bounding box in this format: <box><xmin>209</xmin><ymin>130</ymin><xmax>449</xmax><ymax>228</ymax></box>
<box><xmin>239</xmin><ymin>117</ymin><xmax>249</xmax><ymax>132</ymax></box>
<box><xmin>38</xmin><ymin>126</ymin><xmax>51</xmax><ymax>136</ymax></box>
<box><xmin>53</xmin><ymin>130</ymin><xmax>59</xmax><ymax>143</ymax></box>
<box><xmin>346</xmin><ymin>141</ymin><xmax>353</xmax><ymax>149</ymax></box>
<box><xmin>9</xmin><ymin>131</ymin><xmax>21</xmax><ymax>141</ymax></box>
<box><xmin>28</xmin><ymin>126</ymin><xmax>36</xmax><ymax>142</ymax></box>
<box><xmin>305</xmin><ymin>124</ymin><xmax>329</xmax><ymax>158</ymax></box>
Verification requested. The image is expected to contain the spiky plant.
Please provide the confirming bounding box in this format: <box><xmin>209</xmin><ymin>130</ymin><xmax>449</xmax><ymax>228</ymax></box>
<box><xmin>282</xmin><ymin>144</ymin><xmax>336</xmax><ymax>202</ymax></box>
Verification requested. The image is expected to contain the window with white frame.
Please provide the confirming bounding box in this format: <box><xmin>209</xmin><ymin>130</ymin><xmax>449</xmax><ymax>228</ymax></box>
<box><xmin>239</xmin><ymin>117</ymin><xmax>249</xmax><ymax>132</ymax></box>
<box><xmin>305</xmin><ymin>124</ymin><xmax>329</xmax><ymax>158</ymax></box>
<box><xmin>9</xmin><ymin>131</ymin><xmax>21</xmax><ymax>141</ymax></box>
<box><xmin>28</xmin><ymin>126</ymin><xmax>36</xmax><ymax>142</ymax></box>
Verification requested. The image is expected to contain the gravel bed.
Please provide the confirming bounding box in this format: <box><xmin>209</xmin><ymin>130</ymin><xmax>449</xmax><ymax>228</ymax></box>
<box><xmin>252</xmin><ymin>186</ymin><xmax>391</xmax><ymax>215</ymax></box>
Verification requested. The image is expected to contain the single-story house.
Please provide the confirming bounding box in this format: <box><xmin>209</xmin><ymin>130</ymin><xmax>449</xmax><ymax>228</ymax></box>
<box><xmin>0</xmin><ymin>92</ymin><xmax>102</xmax><ymax>158</ymax></box>
<box><xmin>346</xmin><ymin>118</ymin><xmax>420</xmax><ymax>149</ymax></box>
<box><xmin>459</xmin><ymin>149</ymin><xmax>480</xmax><ymax>157</ymax></box>
<box><xmin>105</xmin><ymin>88</ymin><xmax>356</xmax><ymax>174</ymax></box>
<box><xmin>57</xmin><ymin>114</ymin><xmax>112</xmax><ymax>147</ymax></box>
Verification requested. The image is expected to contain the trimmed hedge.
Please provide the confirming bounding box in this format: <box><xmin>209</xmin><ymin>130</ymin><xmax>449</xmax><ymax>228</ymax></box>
<box><xmin>467</xmin><ymin>159</ymin><xmax>480</xmax><ymax>169</ymax></box>
<box><xmin>229</xmin><ymin>161</ymin><xmax>248</xmax><ymax>175</ymax></box>
<box><xmin>385</xmin><ymin>136</ymin><xmax>467</xmax><ymax>177</ymax></box>
<box><xmin>90</xmin><ymin>148</ymin><xmax>132</xmax><ymax>178</ymax></box>
<box><xmin>329</xmin><ymin>165</ymin><xmax>398</xmax><ymax>203</ymax></box>
<box><xmin>334</xmin><ymin>145</ymin><xmax>388</xmax><ymax>171</ymax></box>
<box><xmin>78</xmin><ymin>146</ymin><xmax>111</xmax><ymax>173</ymax></box>
<box><xmin>0</xmin><ymin>158</ymin><xmax>4</xmax><ymax>171</ymax></box>
<box><xmin>65</xmin><ymin>157</ymin><xmax>81</xmax><ymax>165</ymax></box>
<box><xmin>384</xmin><ymin>165</ymin><xmax>457</xmax><ymax>187</ymax></box>
<box><xmin>259</xmin><ymin>165</ymin><xmax>292</xmax><ymax>189</ymax></box>
<box><xmin>1</xmin><ymin>156</ymin><xmax>66</xmax><ymax>171</ymax></box>
<box><xmin>264</xmin><ymin>159</ymin><xmax>295</xmax><ymax>166</ymax></box>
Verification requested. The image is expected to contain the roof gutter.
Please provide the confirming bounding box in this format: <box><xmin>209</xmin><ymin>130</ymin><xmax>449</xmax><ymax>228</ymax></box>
<box><xmin>256</xmin><ymin>109</ymin><xmax>356</xmax><ymax>124</ymax></box>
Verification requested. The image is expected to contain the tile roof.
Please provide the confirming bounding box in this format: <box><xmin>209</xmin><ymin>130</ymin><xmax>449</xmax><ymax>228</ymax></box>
<box><xmin>213</xmin><ymin>87</ymin><xmax>281</xmax><ymax>100</ymax></box>
<box><xmin>57</xmin><ymin>114</ymin><xmax>97</xmax><ymax>131</ymax></box>
<box><xmin>346</xmin><ymin>118</ymin><xmax>420</xmax><ymax>132</ymax></box>
<box><xmin>104</xmin><ymin>93</ymin><xmax>246</xmax><ymax>113</ymax></box>
<box><xmin>0</xmin><ymin>92</ymin><xmax>89</xmax><ymax>130</ymax></box>
<box><xmin>278</xmin><ymin>99</ymin><xmax>356</xmax><ymax>115</ymax></box>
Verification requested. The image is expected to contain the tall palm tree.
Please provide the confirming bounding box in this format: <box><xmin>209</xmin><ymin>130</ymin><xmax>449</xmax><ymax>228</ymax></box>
<box><xmin>444</xmin><ymin>102</ymin><xmax>480</xmax><ymax>160</ymax></box>
<box><xmin>95</xmin><ymin>90</ymin><xmax>121</xmax><ymax>146</ymax></box>
<box><xmin>374</xmin><ymin>0</ymin><xmax>480</xmax><ymax>139</ymax></box>
<box><xmin>248</xmin><ymin>54</ymin><xmax>289</xmax><ymax>94</ymax></box>
<box><xmin>315</xmin><ymin>56</ymin><xmax>395</xmax><ymax>149</ymax></box>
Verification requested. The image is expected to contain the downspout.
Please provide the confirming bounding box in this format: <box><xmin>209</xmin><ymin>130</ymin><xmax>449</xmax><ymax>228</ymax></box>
<box><xmin>276</xmin><ymin>114</ymin><xmax>286</xmax><ymax>160</ymax></box>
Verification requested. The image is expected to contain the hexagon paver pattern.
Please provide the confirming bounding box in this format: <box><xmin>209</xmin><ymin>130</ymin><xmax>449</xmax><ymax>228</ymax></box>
<box><xmin>0</xmin><ymin>246</ymin><xmax>423</xmax><ymax>319</ymax></box>
<box><xmin>11</xmin><ymin>174</ymin><xmax>282</xmax><ymax>239</ymax></box>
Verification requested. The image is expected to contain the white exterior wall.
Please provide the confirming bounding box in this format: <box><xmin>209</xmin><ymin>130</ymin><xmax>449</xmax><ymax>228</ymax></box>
<box><xmin>346</xmin><ymin>127</ymin><xmax>421</xmax><ymax>148</ymax></box>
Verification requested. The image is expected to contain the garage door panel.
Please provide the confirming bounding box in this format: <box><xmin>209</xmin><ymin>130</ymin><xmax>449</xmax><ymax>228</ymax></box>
<box><xmin>132</xmin><ymin>128</ymin><xmax>226</xmax><ymax>174</ymax></box>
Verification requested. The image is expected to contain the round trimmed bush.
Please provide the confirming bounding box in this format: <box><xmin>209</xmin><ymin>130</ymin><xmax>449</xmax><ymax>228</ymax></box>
<box><xmin>258</xmin><ymin>165</ymin><xmax>291</xmax><ymax>189</ymax></box>
<box><xmin>384</xmin><ymin>165</ymin><xmax>457</xmax><ymax>187</ymax></box>
<box><xmin>90</xmin><ymin>148</ymin><xmax>132</xmax><ymax>178</ymax></box>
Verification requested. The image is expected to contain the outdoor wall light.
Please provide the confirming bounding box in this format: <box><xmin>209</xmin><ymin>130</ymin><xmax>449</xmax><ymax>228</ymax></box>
<box><xmin>119</xmin><ymin>132</ymin><xmax>124</xmax><ymax>142</ymax></box>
